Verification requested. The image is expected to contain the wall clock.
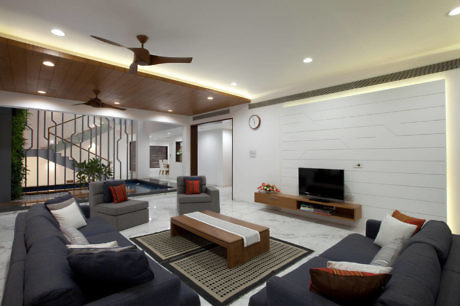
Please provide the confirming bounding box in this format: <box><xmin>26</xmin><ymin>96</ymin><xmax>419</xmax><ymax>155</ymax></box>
<box><xmin>249</xmin><ymin>114</ymin><xmax>261</xmax><ymax>130</ymax></box>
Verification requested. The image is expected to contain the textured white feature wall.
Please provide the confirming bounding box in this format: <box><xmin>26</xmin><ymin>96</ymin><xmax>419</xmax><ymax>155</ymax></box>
<box><xmin>279</xmin><ymin>80</ymin><xmax>446</xmax><ymax>221</ymax></box>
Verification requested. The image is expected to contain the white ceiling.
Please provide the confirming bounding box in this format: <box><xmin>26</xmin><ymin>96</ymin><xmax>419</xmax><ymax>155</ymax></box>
<box><xmin>1</xmin><ymin>0</ymin><xmax>460</xmax><ymax>103</ymax></box>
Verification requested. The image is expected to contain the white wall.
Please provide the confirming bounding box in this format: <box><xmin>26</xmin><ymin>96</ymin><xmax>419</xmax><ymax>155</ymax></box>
<box><xmin>198</xmin><ymin>129</ymin><xmax>223</xmax><ymax>185</ymax></box>
<box><xmin>194</xmin><ymin>72</ymin><xmax>460</xmax><ymax>231</ymax></box>
<box><xmin>222</xmin><ymin>129</ymin><xmax>233</xmax><ymax>187</ymax></box>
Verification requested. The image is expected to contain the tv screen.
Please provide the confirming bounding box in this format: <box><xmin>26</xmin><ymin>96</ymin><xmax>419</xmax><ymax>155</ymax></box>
<box><xmin>298</xmin><ymin>168</ymin><xmax>344</xmax><ymax>201</ymax></box>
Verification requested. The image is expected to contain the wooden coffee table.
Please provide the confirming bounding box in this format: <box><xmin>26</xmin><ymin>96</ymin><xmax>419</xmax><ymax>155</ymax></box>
<box><xmin>170</xmin><ymin>210</ymin><xmax>270</xmax><ymax>268</ymax></box>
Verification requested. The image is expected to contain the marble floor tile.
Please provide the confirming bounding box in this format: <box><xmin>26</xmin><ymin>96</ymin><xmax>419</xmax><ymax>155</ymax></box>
<box><xmin>0</xmin><ymin>188</ymin><xmax>363</xmax><ymax>305</ymax></box>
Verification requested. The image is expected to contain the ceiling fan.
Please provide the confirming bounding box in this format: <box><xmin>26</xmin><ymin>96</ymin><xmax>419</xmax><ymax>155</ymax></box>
<box><xmin>91</xmin><ymin>34</ymin><xmax>193</xmax><ymax>73</ymax></box>
<box><xmin>74</xmin><ymin>89</ymin><xmax>126</xmax><ymax>110</ymax></box>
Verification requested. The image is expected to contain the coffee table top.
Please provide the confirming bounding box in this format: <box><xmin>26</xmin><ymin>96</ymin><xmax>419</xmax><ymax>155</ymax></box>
<box><xmin>171</xmin><ymin>210</ymin><xmax>269</xmax><ymax>246</ymax></box>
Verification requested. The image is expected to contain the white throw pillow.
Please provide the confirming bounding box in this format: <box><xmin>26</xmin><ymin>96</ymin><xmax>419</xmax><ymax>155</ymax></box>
<box><xmin>66</xmin><ymin>241</ymin><xmax>119</xmax><ymax>249</ymax></box>
<box><xmin>371</xmin><ymin>238</ymin><xmax>405</xmax><ymax>267</ymax></box>
<box><xmin>327</xmin><ymin>261</ymin><xmax>392</xmax><ymax>274</ymax></box>
<box><xmin>374</xmin><ymin>214</ymin><xmax>417</xmax><ymax>247</ymax></box>
<box><xmin>49</xmin><ymin>200</ymin><xmax>87</xmax><ymax>229</ymax></box>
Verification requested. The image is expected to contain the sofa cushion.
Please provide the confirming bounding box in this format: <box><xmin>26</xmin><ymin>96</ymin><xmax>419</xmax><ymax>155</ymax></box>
<box><xmin>44</xmin><ymin>192</ymin><xmax>73</xmax><ymax>204</ymax></box>
<box><xmin>371</xmin><ymin>238</ymin><xmax>405</xmax><ymax>267</ymax></box>
<box><xmin>24</xmin><ymin>236</ymin><xmax>84</xmax><ymax>306</ymax></box>
<box><xmin>103</xmin><ymin>180</ymin><xmax>125</xmax><ymax>203</ymax></box>
<box><xmin>94</xmin><ymin>200</ymin><xmax>148</xmax><ymax>216</ymax></box>
<box><xmin>375</xmin><ymin>242</ymin><xmax>441</xmax><ymax>306</ymax></box>
<box><xmin>392</xmin><ymin>210</ymin><xmax>425</xmax><ymax>233</ymax></box>
<box><xmin>78</xmin><ymin>217</ymin><xmax>117</xmax><ymax>237</ymax></box>
<box><xmin>177</xmin><ymin>193</ymin><xmax>212</xmax><ymax>204</ymax></box>
<box><xmin>109</xmin><ymin>184</ymin><xmax>128</xmax><ymax>203</ymax></box>
<box><xmin>61</xmin><ymin>226</ymin><xmax>89</xmax><ymax>245</ymax></box>
<box><xmin>85</xmin><ymin>231</ymin><xmax>134</xmax><ymax>247</ymax></box>
<box><xmin>320</xmin><ymin>233</ymin><xmax>380</xmax><ymax>263</ymax></box>
<box><xmin>25</xmin><ymin>208</ymin><xmax>67</xmax><ymax>250</ymax></box>
<box><xmin>404</xmin><ymin>220</ymin><xmax>452</xmax><ymax>264</ymax></box>
<box><xmin>184</xmin><ymin>179</ymin><xmax>201</xmax><ymax>194</ymax></box>
<box><xmin>26</xmin><ymin>204</ymin><xmax>59</xmax><ymax>228</ymax></box>
<box><xmin>68</xmin><ymin>249</ymin><xmax>154</xmax><ymax>302</ymax></box>
<box><xmin>374</xmin><ymin>214</ymin><xmax>417</xmax><ymax>247</ymax></box>
<box><xmin>310</xmin><ymin>267</ymin><xmax>391</xmax><ymax>304</ymax></box>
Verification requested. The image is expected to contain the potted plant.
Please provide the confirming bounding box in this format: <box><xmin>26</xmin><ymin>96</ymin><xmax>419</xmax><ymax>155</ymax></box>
<box><xmin>74</xmin><ymin>158</ymin><xmax>113</xmax><ymax>185</ymax></box>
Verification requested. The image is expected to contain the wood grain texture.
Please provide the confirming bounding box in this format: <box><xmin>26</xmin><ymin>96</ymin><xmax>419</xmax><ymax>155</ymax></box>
<box><xmin>0</xmin><ymin>37</ymin><xmax>250</xmax><ymax>115</ymax></box>
<box><xmin>170</xmin><ymin>210</ymin><xmax>269</xmax><ymax>268</ymax></box>
<box><xmin>254</xmin><ymin>192</ymin><xmax>362</xmax><ymax>221</ymax></box>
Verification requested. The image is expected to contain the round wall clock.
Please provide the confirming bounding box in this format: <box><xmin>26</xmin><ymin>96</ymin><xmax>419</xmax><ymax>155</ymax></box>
<box><xmin>249</xmin><ymin>114</ymin><xmax>261</xmax><ymax>130</ymax></box>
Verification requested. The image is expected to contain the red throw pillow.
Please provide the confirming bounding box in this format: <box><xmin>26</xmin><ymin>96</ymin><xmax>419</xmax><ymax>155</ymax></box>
<box><xmin>309</xmin><ymin>268</ymin><xmax>391</xmax><ymax>304</ymax></box>
<box><xmin>109</xmin><ymin>184</ymin><xmax>128</xmax><ymax>203</ymax></box>
<box><xmin>185</xmin><ymin>179</ymin><xmax>201</xmax><ymax>194</ymax></box>
<box><xmin>392</xmin><ymin>210</ymin><xmax>425</xmax><ymax>233</ymax></box>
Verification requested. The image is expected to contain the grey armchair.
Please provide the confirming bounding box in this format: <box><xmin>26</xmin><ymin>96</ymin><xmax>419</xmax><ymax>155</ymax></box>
<box><xmin>177</xmin><ymin>176</ymin><xmax>220</xmax><ymax>215</ymax></box>
<box><xmin>89</xmin><ymin>180</ymin><xmax>149</xmax><ymax>230</ymax></box>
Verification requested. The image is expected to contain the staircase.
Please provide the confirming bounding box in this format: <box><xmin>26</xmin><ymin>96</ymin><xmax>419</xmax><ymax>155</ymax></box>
<box><xmin>26</xmin><ymin>149</ymin><xmax>75</xmax><ymax>170</ymax></box>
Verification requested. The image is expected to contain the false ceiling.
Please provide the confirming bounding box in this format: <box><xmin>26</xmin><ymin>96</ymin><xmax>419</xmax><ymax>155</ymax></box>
<box><xmin>0</xmin><ymin>0</ymin><xmax>460</xmax><ymax>104</ymax></box>
<box><xmin>0</xmin><ymin>37</ymin><xmax>250</xmax><ymax>115</ymax></box>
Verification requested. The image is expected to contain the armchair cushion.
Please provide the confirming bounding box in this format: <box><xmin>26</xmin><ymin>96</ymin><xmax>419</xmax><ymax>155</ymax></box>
<box><xmin>103</xmin><ymin>180</ymin><xmax>125</xmax><ymax>203</ymax></box>
<box><xmin>185</xmin><ymin>179</ymin><xmax>201</xmax><ymax>194</ymax></box>
<box><xmin>178</xmin><ymin>193</ymin><xmax>212</xmax><ymax>204</ymax></box>
<box><xmin>94</xmin><ymin>200</ymin><xmax>148</xmax><ymax>216</ymax></box>
<box><xmin>109</xmin><ymin>184</ymin><xmax>128</xmax><ymax>203</ymax></box>
<box><xmin>179</xmin><ymin>176</ymin><xmax>207</xmax><ymax>193</ymax></box>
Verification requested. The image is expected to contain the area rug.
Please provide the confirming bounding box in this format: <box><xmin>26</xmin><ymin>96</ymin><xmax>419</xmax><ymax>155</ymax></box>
<box><xmin>132</xmin><ymin>230</ymin><xmax>314</xmax><ymax>306</ymax></box>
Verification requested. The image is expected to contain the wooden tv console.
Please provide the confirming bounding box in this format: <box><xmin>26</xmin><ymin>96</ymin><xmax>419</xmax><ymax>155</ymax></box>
<box><xmin>254</xmin><ymin>192</ymin><xmax>362</xmax><ymax>222</ymax></box>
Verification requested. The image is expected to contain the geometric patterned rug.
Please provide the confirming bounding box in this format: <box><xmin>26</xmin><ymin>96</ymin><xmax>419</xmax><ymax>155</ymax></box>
<box><xmin>132</xmin><ymin>230</ymin><xmax>314</xmax><ymax>306</ymax></box>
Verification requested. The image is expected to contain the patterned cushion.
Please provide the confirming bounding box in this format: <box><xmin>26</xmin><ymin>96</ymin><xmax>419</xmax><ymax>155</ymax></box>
<box><xmin>392</xmin><ymin>210</ymin><xmax>425</xmax><ymax>233</ymax></box>
<box><xmin>309</xmin><ymin>267</ymin><xmax>391</xmax><ymax>304</ymax></box>
<box><xmin>185</xmin><ymin>179</ymin><xmax>201</xmax><ymax>194</ymax></box>
<box><xmin>103</xmin><ymin>180</ymin><xmax>125</xmax><ymax>203</ymax></box>
<box><xmin>109</xmin><ymin>184</ymin><xmax>128</xmax><ymax>203</ymax></box>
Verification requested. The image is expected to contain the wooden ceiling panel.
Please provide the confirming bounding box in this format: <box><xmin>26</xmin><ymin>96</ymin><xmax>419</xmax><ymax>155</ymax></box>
<box><xmin>0</xmin><ymin>37</ymin><xmax>250</xmax><ymax>115</ymax></box>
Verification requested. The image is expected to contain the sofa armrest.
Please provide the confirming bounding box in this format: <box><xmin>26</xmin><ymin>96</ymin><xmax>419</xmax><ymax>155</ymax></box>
<box><xmin>266</xmin><ymin>276</ymin><xmax>309</xmax><ymax>306</ymax></box>
<box><xmin>86</xmin><ymin>277</ymin><xmax>181</xmax><ymax>306</ymax></box>
<box><xmin>366</xmin><ymin>219</ymin><xmax>381</xmax><ymax>240</ymax></box>
<box><xmin>206</xmin><ymin>186</ymin><xmax>219</xmax><ymax>204</ymax></box>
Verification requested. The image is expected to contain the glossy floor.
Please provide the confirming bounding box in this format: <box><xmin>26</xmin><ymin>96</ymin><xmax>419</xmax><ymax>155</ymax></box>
<box><xmin>0</xmin><ymin>188</ymin><xmax>362</xmax><ymax>305</ymax></box>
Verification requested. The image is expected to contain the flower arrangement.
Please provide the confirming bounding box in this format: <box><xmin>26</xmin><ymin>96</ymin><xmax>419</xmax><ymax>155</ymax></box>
<box><xmin>257</xmin><ymin>182</ymin><xmax>280</xmax><ymax>193</ymax></box>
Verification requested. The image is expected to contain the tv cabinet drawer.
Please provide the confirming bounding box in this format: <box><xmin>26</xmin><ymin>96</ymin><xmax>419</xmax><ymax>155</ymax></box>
<box><xmin>254</xmin><ymin>193</ymin><xmax>297</xmax><ymax>209</ymax></box>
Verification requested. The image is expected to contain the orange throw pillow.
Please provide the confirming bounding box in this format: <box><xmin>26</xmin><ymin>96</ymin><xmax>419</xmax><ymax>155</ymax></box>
<box><xmin>309</xmin><ymin>268</ymin><xmax>391</xmax><ymax>304</ymax></box>
<box><xmin>185</xmin><ymin>179</ymin><xmax>201</xmax><ymax>194</ymax></box>
<box><xmin>109</xmin><ymin>184</ymin><xmax>128</xmax><ymax>203</ymax></box>
<box><xmin>392</xmin><ymin>210</ymin><xmax>425</xmax><ymax>233</ymax></box>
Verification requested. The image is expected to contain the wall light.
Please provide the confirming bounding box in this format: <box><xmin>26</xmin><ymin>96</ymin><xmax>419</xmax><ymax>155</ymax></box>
<box><xmin>303</xmin><ymin>57</ymin><xmax>313</xmax><ymax>63</ymax></box>
<box><xmin>114</xmin><ymin>101</ymin><xmax>120</xmax><ymax>105</ymax></box>
<box><xmin>167</xmin><ymin>109</ymin><xmax>173</xmax><ymax>112</ymax></box>
<box><xmin>207</xmin><ymin>96</ymin><xmax>214</xmax><ymax>100</ymax></box>
<box><xmin>37</xmin><ymin>90</ymin><xmax>46</xmax><ymax>94</ymax></box>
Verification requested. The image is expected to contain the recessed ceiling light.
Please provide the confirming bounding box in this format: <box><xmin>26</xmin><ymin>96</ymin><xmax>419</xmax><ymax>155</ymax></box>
<box><xmin>207</xmin><ymin>96</ymin><xmax>214</xmax><ymax>100</ymax></box>
<box><xmin>37</xmin><ymin>90</ymin><xmax>46</xmax><ymax>94</ymax></box>
<box><xmin>114</xmin><ymin>101</ymin><xmax>120</xmax><ymax>105</ymax></box>
<box><xmin>168</xmin><ymin>109</ymin><xmax>173</xmax><ymax>112</ymax></box>
<box><xmin>231</xmin><ymin>82</ymin><xmax>237</xmax><ymax>86</ymax></box>
<box><xmin>448</xmin><ymin>6</ymin><xmax>460</xmax><ymax>16</ymax></box>
<box><xmin>42</xmin><ymin>60</ymin><xmax>55</xmax><ymax>67</ymax></box>
<box><xmin>51</xmin><ymin>28</ymin><xmax>65</xmax><ymax>37</ymax></box>
<box><xmin>303</xmin><ymin>57</ymin><xmax>313</xmax><ymax>63</ymax></box>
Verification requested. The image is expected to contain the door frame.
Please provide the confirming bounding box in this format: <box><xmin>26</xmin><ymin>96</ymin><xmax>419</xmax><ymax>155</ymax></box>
<box><xmin>190</xmin><ymin>118</ymin><xmax>233</xmax><ymax>199</ymax></box>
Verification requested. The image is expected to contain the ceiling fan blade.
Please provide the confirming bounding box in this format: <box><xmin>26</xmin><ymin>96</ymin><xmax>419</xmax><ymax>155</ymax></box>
<box><xmin>129</xmin><ymin>62</ymin><xmax>138</xmax><ymax>73</ymax></box>
<box><xmin>73</xmin><ymin>103</ymin><xmax>87</xmax><ymax>106</ymax></box>
<box><xmin>91</xmin><ymin>35</ymin><xmax>127</xmax><ymax>48</ymax></box>
<box><xmin>149</xmin><ymin>55</ymin><xmax>193</xmax><ymax>65</ymax></box>
<box><xmin>101</xmin><ymin>102</ymin><xmax>126</xmax><ymax>111</ymax></box>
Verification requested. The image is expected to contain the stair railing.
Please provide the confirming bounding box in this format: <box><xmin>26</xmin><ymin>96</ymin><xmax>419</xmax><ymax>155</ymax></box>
<box><xmin>48</xmin><ymin>116</ymin><xmax>111</xmax><ymax>166</ymax></box>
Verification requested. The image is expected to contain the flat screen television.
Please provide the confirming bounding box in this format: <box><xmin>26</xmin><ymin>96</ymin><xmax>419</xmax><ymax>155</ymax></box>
<box><xmin>298</xmin><ymin>168</ymin><xmax>344</xmax><ymax>201</ymax></box>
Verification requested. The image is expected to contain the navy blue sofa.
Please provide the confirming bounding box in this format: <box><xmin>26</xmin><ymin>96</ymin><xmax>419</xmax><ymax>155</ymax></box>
<box><xmin>249</xmin><ymin>219</ymin><xmax>460</xmax><ymax>306</ymax></box>
<box><xmin>2</xmin><ymin>204</ymin><xmax>200</xmax><ymax>306</ymax></box>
